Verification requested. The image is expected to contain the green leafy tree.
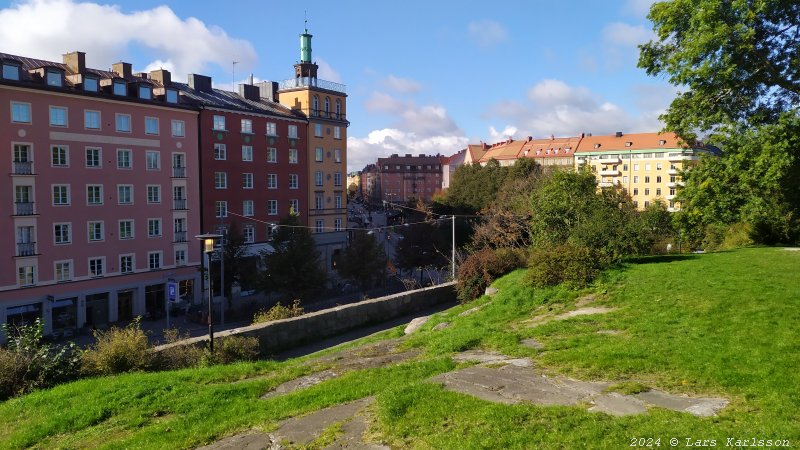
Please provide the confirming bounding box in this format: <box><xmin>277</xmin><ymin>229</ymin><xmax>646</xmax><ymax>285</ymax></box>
<box><xmin>219</xmin><ymin>224</ymin><xmax>257</xmax><ymax>307</ymax></box>
<box><xmin>337</xmin><ymin>231</ymin><xmax>386</xmax><ymax>292</ymax></box>
<box><xmin>259</xmin><ymin>214</ymin><xmax>326</xmax><ymax>301</ymax></box>
<box><xmin>444</xmin><ymin>159</ymin><xmax>507</xmax><ymax>213</ymax></box>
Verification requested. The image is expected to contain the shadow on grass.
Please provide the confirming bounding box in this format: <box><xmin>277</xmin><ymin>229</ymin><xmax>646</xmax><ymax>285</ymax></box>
<box><xmin>624</xmin><ymin>254</ymin><xmax>698</xmax><ymax>265</ymax></box>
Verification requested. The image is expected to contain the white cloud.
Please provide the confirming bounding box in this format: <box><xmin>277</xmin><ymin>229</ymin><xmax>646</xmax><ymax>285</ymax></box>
<box><xmin>0</xmin><ymin>0</ymin><xmax>256</xmax><ymax>79</ymax></box>
<box><xmin>488</xmin><ymin>125</ymin><xmax>519</xmax><ymax>140</ymax></box>
<box><xmin>316</xmin><ymin>58</ymin><xmax>342</xmax><ymax>83</ymax></box>
<box><xmin>602</xmin><ymin>22</ymin><xmax>652</xmax><ymax>47</ymax></box>
<box><xmin>364</xmin><ymin>91</ymin><xmax>407</xmax><ymax>114</ymax></box>
<box><xmin>468</xmin><ymin>20</ymin><xmax>508</xmax><ymax>48</ymax></box>
<box><xmin>382</xmin><ymin>75</ymin><xmax>422</xmax><ymax>94</ymax></box>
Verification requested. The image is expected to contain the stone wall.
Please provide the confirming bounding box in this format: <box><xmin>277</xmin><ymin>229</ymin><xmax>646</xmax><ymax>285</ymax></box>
<box><xmin>154</xmin><ymin>282</ymin><xmax>456</xmax><ymax>356</ymax></box>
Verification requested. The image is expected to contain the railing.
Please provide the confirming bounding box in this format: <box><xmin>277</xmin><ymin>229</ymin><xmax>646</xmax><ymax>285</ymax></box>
<box><xmin>172</xmin><ymin>166</ymin><xmax>186</xmax><ymax>178</ymax></box>
<box><xmin>173</xmin><ymin>198</ymin><xmax>187</xmax><ymax>210</ymax></box>
<box><xmin>277</xmin><ymin>77</ymin><xmax>346</xmax><ymax>94</ymax></box>
<box><xmin>174</xmin><ymin>231</ymin><xmax>187</xmax><ymax>243</ymax></box>
<box><xmin>16</xmin><ymin>242</ymin><xmax>36</xmax><ymax>256</ymax></box>
<box><xmin>309</xmin><ymin>109</ymin><xmax>347</xmax><ymax>121</ymax></box>
<box><xmin>14</xmin><ymin>202</ymin><xmax>34</xmax><ymax>215</ymax></box>
<box><xmin>13</xmin><ymin>161</ymin><xmax>33</xmax><ymax>175</ymax></box>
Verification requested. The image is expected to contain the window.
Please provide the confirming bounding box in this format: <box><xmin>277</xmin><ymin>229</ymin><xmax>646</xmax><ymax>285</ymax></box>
<box><xmin>267</xmin><ymin>174</ymin><xmax>277</xmax><ymax>189</ymax></box>
<box><xmin>145</xmin><ymin>117</ymin><xmax>159</xmax><ymax>135</ymax></box>
<box><xmin>146</xmin><ymin>151</ymin><xmax>160</xmax><ymax>170</ymax></box>
<box><xmin>324</xmin><ymin>97</ymin><xmax>330</xmax><ymax>113</ymax></box>
<box><xmin>214</xmin><ymin>143</ymin><xmax>226</xmax><ymax>160</ymax></box>
<box><xmin>267</xmin><ymin>147</ymin><xmax>277</xmax><ymax>163</ymax></box>
<box><xmin>243</xmin><ymin>226</ymin><xmax>255</xmax><ymax>243</ymax></box>
<box><xmin>46</xmin><ymin>70</ymin><xmax>62</xmax><ymax>87</ymax></box>
<box><xmin>644</xmin><ymin>188</ymin><xmax>651</xmax><ymax>196</ymax></box>
<box><xmin>167</xmin><ymin>121</ymin><xmax>184</xmax><ymax>139</ymax></box>
<box><xmin>49</xmin><ymin>106</ymin><xmax>67</xmax><ymax>127</ymax></box>
<box><xmin>215</xmin><ymin>201</ymin><xmax>227</xmax><ymax>218</ymax></box>
<box><xmin>268</xmin><ymin>200</ymin><xmax>278</xmax><ymax>215</ymax></box>
<box><xmin>119</xmin><ymin>220</ymin><xmax>133</xmax><ymax>239</ymax></box>
<box><xmin>334</xmin><ymin>172</ymin><xmax>342</xmax><ymax>187</ymax></box>
<box><xmin>147</xmin><ymin>185</ymin><xmax>161</xmax><ymax>203</ymax></box>
<box><xmin>174</xmin><ymin>250</ymin><xmax>186</xmax><ymax>266</ymax></box>
<box><xmin>634</xmin><ymin>164</ymin><xmax>639</xmax><ymax>171</ymax></box>
<box><xmin>656</xmin><ymin>176</ymin><xmax>662</xmax><ymax>183</ymax></box>
<box><xmin>335</xmin><ymin>195</ymin><xmax>342</xmax><ymax>209</ymax></box>
<box><xmin>55</xmin><ymin>261</ymin><xmax>71</xmax><ymax>282</ymax></box>
<box><xmin>266</xmin><ymin>122</ymin><xmax>277</xmax><ymax>136</ymax></box>
<box><xmin>315</xmin><ymin>170</ymin><xmax>323</xmax><ymax>186</ymax></box>
<box><xmin>656</xmin><ymin>188</ymin><xmax>662</xmax><ymax>196</ymax></box>
<box><xmin>148</xmin><ymin>252</ymin><xmax>161</xmax><ymax>269</ymax></box>
<box><xmin>136</xmin><ymin>85</ymin><xmax>151</xmax><ymax>100</ymax></box>
<box><xmin>315</xmin><ymin>147</ymin><xmax>323</xmax><ymax>162</ymax></box>
<box><xmin>166</xmin><ymin>89</ymin><xmax>178</xmax><ymax>103</ymax></box>
<box><xmin>242</xmin><ymin>146</ymin><xmax>253</xmax><ymax>161</ymax></box>
<box><xmin>51</xmin><ymin>145</ymin><xmax>68</xmax><ymax>167</ymax></box>
<box><xmin>315</xmin><ymin>193</ymin><xmax>324</xmax><ymax>210</ymax></box>
<box><xmin>644</xmin><ymin>200</ymin><xmax>650</xmax><ymax>208</ymax></box>
<box><xmin>88</xmin><ymin>221</ymin><xmax>104</xmax><ymax>242</ymax></box>
<box><xmin>312</xmin><ymin>96</ymin><xmax>319</xmax><ymax>113</ymax></box>
<box><xmin>54</xmin><ymin>223</ymin><xmax>71</xmax><ymax>244</ymax></box>
<box><xmin>86</xmin><ymin>185</ymin><xmax>102</xmax><ymax>205</ymax></box>
<box><xmin>117</xmin><ymin>149</ymin><xmax>132</xmax><ymax>169</ymax></box>
<box><xmin>656</xmin><ymin>163</ymin><xmax>663</xmax><ymax>170</ymax></box>
<box><xmin>289</xmin><ymin>174</ymin><xmax>298</xmax><ymax>189</ymax></box>
<box><xmin>334</xmin><ymin>148</ymin><xmax>341</xmax><ymax>163</ymax></box>
<box><xmin>633</xmin><ymin>188</ymin><xmax>639</xmax><ymax>195</ymax></box>
<box><xmin>113</xmin><ymin>81</ymin><xmax>126</xmax><ymax>96</ymax></box>
<box><xmin>241</xmin><ymin>119</ymin><xmax>253</xmax><ymax>133</ymax></box>
<box><xmin>314</xmin><ymin>123</ymin><xmax>322</xmax><ymax>137</ymax></box>
<box><xmin>288</xmin><ymin>125</ymin><xmax>298</xmax><ymax>138</ymax></box>
<box><xmin>670</xmin><ymin>188</ymin><xmax>676</xmax><ymax>196</ymax></box>
<box><xmin>89</xmin><ymin>257</ymin><xmax>104</xmax><ymax>277</ymax></box>
<box><xmin>85</xmin><ymin>147</ymin><xmax>101</xmax><ymax>168</ymax></box>
<box><xmin>84</xmin><ymin>77</ymin><xmax>98</xmax><ymax>92</ymax></box>
<box><xmin>289</xmin><ymin>149</ymin><xmax>298</xmax><ymax>164</ymax></box>
<box><xmin>243</xmin><ymin>200</ymin><xmax>254</xmax><ymax>217</ymax></box>
<box><xmin>633</xmin><ymin>200</ymin><xmax>639</xmax><ymax>208</ymax></box>
<box><xmin>84</xmin><ymin>110</ymin><xmax>100</xmax><ymax>129</ymax></box>
<box><xmin>623</xmin><ymin>164</ymin><xmax>628</xmax><ymax>171</ymax></box>
<box><xmin>645</xmin><ymin>164</ymin><xmax>652</xmax><ymax>171</ymax></box>
<box><xmin>147</xmin><ymin>219</ymin><xmax>162</xmax><ymax>237</ymax></box>
<box><xmin>633</xmin><ymin>176</ymin><xmax>639</xmax><ymax>183</ymax></box>
<box><xmin>214</xmin><ymin>172</ymin><xmax>227</xmax><ymax>189</ymax></box>
<box><xmin>315</xmin><ymin>219</ymin><xmax>324</xmax><ymax>233</ymax></box>
<box><xmin>334</xmin><ymin>218</ymin><xmax>342</xmax><ymax>231</ymax></box>
<box><xmin>335</xmin><ymin>99</ymin><xmax>341</xmax><ymax>117</ymax></box>
<box><xmin>242</xmin><ymin>173</ymin><xmax>253</xmax><ymax>189</ymax></box>
<box><xmin>120</xmin><ymin>255</ymin><xmax>134</xmax><ymax>273</ymax></box>
<box><xmin>623</xmin><ymin>176</ymin><xmax>628</xmax><ymax>184</ymax></box>
<box><xmin>334</xmin><ymin>127</ymin><xmax>341</xmax><ymax>139</ymax></box>
<box><xmin>670</xmin><ymin>176</ymin><xmax>677</xmax><ymax>183</ymax></box>
<box><xmin>117</xmin><ymin>185</ymin><xmax>133</xmax><ymax>204</ymax></box>
<box><xmin>2</xmin><ymin>63</ymin><xmax>20</xmax><ymax>80</ymax></box>
<box><xmin>11</xmin><ymin>102</ymin><xmax>31</xmax><ymax>123</ymax></box>
<box><xmin>115</xmin><ymin>114</ymin><xmax>131</xmax><ymax>132</ymax></box>
<box><xmin>53</xmin><ymin>185</ymin><xmax>69</xmax><ymax>205</ymax></box>
<box><xmin>213</xmin><ymin>115</ymin><xmax>226</xmax><ymax>130</ymax></box>
<box><xmin>645</xmin><ymin>176</ymin><xmax>651</xmax><ymax>183</ymax></box>
<box><xmin>18</xmin><ymin>266</ymin><xmax>35</xmax><ymax>286</ymax></box>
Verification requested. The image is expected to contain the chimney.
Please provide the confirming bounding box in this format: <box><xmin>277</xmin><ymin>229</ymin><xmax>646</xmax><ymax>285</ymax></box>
<box><xmin>62</xmin><ymin>51</ymin><xmax>85</xmax><ymax>73</ymax></box>
<box><xmin>527</xmin><ymin>136</ymin><xmax>532</xmax><ymax>142</ymax></box>
<box><xmin>239</xmin><ymin>83</ymin><xmax>260</xmax><ymax>101</ymax></box>
<box><xmin>254</xmin><ymin>81</ymin><xmax>279</xmax><ymax>101</ymax></box>
<box><xmin>188</xmin><ymin>74</ymin><xmax>213</xmax><ymax>92</ymax></box>
<box><xmin>615</xmin><ymin>131</ymin><xmax>623</xmax><ymax>137</ymax></box>
<box><xmin>149</xmin><ymin>69</ymin><xmax>171</xmax><ymax>86</ymax></box>
<box><xmin>112</xmin><ymin>61</ymin><xmax>132</xmax><ymax>79</ymax></box>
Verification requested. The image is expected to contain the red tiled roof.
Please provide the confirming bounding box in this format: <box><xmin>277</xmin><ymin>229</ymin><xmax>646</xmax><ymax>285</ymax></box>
<box><xmin>479</xmin><ymin>139</ymin><xmax>526</xmax><ymax>163</ymax></box>
<box><xmin>520</xmin><ymin>136</ymin><xmax>582</xmax><ymax>158</ymax></box>
<box><xmin>574</xmin><ymin>132</ymin><xmax>691</xmax><ymax>153</ymax></box>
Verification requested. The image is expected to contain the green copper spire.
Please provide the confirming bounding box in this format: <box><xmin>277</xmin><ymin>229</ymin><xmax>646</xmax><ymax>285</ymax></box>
<box><xmin>300</xmin><ymin>17</ymin><xmax>312</xmax><ymax>63</ymax></box>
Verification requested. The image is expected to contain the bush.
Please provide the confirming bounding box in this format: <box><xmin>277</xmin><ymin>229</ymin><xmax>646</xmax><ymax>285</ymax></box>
<box><xmin>527</xmin><ymin>244</ymin><xmax>605</xmax><ymax>289</ymax></box>
<box><xmin>215</xmin><ymin>336</ymin><xmax>260</xmax><ymax>364</ymax></box>
<box><xmin>81</xmin><ymin>318</ymin><xmax>151</xmax><ymax>375</ymax></box>
<box><xmin>252</xmin><ymin>299</ymin><xmax>304</xmax><ymax>324</ymax></box>
<box><xmin>152</xmin><ymin>329</ymin><xmax>206</xmax><ymax>371</ymax></box>
<box><xmin>456</xmin><ymin>248</ymin><xmax>525</xmax><ymax>302</ymax></box>
<box><xmin>702</xmin><ymin>222</ymin><xmax>755</xmax><ymax>252</ymax></box>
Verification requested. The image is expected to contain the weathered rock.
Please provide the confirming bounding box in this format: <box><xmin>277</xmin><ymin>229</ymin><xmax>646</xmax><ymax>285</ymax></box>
<box><xmin>527</xmin><ymin>307</ymin><xmax>618</xmax><ymax>328</ymax></box>
<box><xmin>596</xmin><ymin>330</ymin><xmax>623</xmax><ymax>335</ymax></box>
<box><xmin>458</xmin><ymin>306</ymin><xmax>481</xmax><ymax>317</ymax></box>
<box><xmin>484</xmin><ymin>287</ymin><xmax>499</xmax><ymax>296</ymax></box>
<box><xmin>635</xmin><ymin>390</ymin><xmax>729</xmax><ymax>417</ymax></box>
<box><xmin>589</xmin><ymin>393</ymin><xmax>648</xmax><ymax>416</ymax></box>
<box><xmin>272</xmin><ymin>398</ymin><xmax>374</xmax><ymax>446</ymax></box>
<box><xmin>195</xmin><ymin>432</ymin><xmax>278</xmax><ymax>450</ymax></box>
<box><xmin>452</xmin><ymin>349</ymin><xmax>532</xmax><ymax>367</ymax></box>
<box><xmin>432</xmin><ymin>322</ymin><xmax>450</xmax><ymax>331</ymax></box>
<box><xmin>520</xmin><ymin>338</ymin><xmax>544</xmax><ymax>350</ymax></box>
<box><xmin>404</xmin><ymin>316</ymin><xmax>430</xmax><ymax>334</ymax></box>
<box><xmin>261</xmin><ymin>370</ymin><xmax>339</xmax><ymax>399</ymax></box>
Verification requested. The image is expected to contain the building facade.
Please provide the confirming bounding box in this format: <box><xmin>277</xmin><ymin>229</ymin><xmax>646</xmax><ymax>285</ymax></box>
<box><xmin>0</xmin><ymin>52</ymin><xmax>201</xmax><ymax>340</ymax></box>
<box><xmin>377</xmin><ymin>154</ymin><xmax>445</xmax><ymax>204</ymax></box>
<box><xmin>276</xmin><ymin>28</ymin><xmax>349</xmax><ymax>271</ymax></box>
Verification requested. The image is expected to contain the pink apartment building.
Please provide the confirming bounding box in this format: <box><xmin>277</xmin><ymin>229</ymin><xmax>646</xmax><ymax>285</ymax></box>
<box><xmin>1</xmin><ymin>51</ymin><xmax>201</xmax><ymax>341</ymax></box>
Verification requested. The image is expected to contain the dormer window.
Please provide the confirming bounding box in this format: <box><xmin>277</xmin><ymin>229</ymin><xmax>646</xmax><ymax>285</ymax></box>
<box><xmin>659</xmin><ymin>140</ymin><xmax>667</xmax><ymax>145</ymax></box>
<box><xmin>46</xmin><ymin>70</ymin><xmax>62</xmax><ymax>87</ymax></box>
<box><xmin>138</xmin><ymin>85</ymin><xmax>152</xmax><ymax>100</ymax></box>
<box><xmin>625</xmin><ymin>141</ymin><xmax>632</xmax><ymax>147</ymax></box>
<box><xmin>165</xmin><ymin>89</ymin><xmax>178</xmax><ymax>103</ymax></box>
<box><xmin>2</xmin><ymin>63</ymin><xmax>20</xmax><ymax>80</ymax></box>
<box><xmin>84</xmin><ymin>77</ymin><xmax>98</xmax><ymax>92</ymax></box>
<box><xmin>113</xmin><ymin>81</ymin><xmax>127</xmax><ymax>96</ymax></box>
<box><xmin>594</xmin><ymin>143</ymin><xmax>601</xmax><ymax>149</ymax></box>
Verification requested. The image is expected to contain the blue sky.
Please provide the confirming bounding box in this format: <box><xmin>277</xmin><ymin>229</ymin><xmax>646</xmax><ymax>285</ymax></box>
<box><xmin>0</xmin><ymin>0</ymin><xmax>673</xmax><ymax>171</ymax></box>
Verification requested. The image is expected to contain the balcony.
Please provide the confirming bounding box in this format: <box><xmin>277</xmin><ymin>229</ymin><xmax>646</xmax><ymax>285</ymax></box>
<box><xmin>277</xmin><ymin>77</ymin><xmax>346</xmax><ymax>95</ymax></box>
<box><xmin>16</xmin><ymin>242</ymin><xmax>36</xmax><ymax>257</ymax></box>
<box><xmin>14</xmin><ymin>202</ymin><xmax>35</xmax><ymax>216</ymax></box>
<box><xmin>12</xmin><ymin>161</ymin><xmax>33</xmax><ymax>175</ymax></box>
<box><xmin>309</xmin><ymin>109</ymin><xmax>347</xmax><ymax>121</ymax></box>
<box><xmin>599</xmin><ymin>169</ymin><xmax>621</xmax><ymax>176</ymax></box>
<box><xmin>172</xmin><ymin>166</ymin><xmax>186</xmax><ymax>178</ymax></box>
<box><xmin>668</xmin><ymin>168</ymin><xmax>679</xmax><ymax>175</ymax></box>
<box><xmin>668</xmin><ymin>154</ymin><xmax>688</xmax><ymax>162</ymax></box>
<box><xmin>598</xmin><ymin>157</ymin><xmax>622</xmax><ymax>164</ymax></box>
<box><xmin>173</xmin><ymin>231</ymin><xmax>187</xmax><ymax>243</ymax></box>
<box><xmin>598</xmin><ymin>181</ymin><xmax>614</xmax><ymax>188</ymax></box>
<box><xmin>173</xmin><ymin>198</ymin><xmax>187</xmax><ymax>210</ymax></box>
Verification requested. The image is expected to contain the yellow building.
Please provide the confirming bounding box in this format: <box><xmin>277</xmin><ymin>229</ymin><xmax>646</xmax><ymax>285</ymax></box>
<box><xmin>277</xmin><ymin>27</ymin><xmax>348</xmax><ymax>270</ymax></box>
<box><xmin>574</xmin><ymin>132</ymin><xmax>718</xmax><ymax>211</ymax></box>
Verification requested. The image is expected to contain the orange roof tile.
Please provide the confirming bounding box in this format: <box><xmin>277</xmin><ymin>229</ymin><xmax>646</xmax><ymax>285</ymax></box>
<box><xmin>478</xmin><ymin>139</ymin><xmax>526</xmax><ymax>163</ymax></box>
<box><xmin>574</xmin><ymin>132</ymin><xmax>692</xmax><ymax>153</ymax></box>
<box><xmin>519</xmin><ymin>136</ymin><xmax>583</xmax><ymax>158</ymax></box>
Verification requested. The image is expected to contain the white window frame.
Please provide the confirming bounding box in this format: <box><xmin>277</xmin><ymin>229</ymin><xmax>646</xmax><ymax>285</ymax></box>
<box><xmin>267</xmin><ymin>147</ymin><xmax>277</xmax><ymax>163</ymax></box>
<box><xmin>120</xmin><ymin>254</ymin><xmax>134</xmax><ymax>273</ymax></box>
<box><xmin>146</xmin><ymin>151</ymin><xmax>160</xmax><ymax>170</ymax></box>
<box><xmin>289</xmin><ymin>174</ymin><xmax>298</xmax><ymax>189</ymax></box>
<box><xmin>171</xmin><ymin>120</ymin><xmax>185</xmax><ymax>137</ymax></box>
<box><xmin>289</xmin><ymin>149</ymin><xmax>298</xmax><ymax>164</ymax></box>
<box><xmin>242</xmin><ymin>145</ymin><xmax>253</xmax><ymax>161</ymax></box>
<box><xmin>215</xmin><ymin>201</ymin><xmax>228</xmax><ymax>218</ymax></box>
<box><xmin>241</xmin><ymin>119</ymin><xmax>253</xmax><ymax>134</ymax></box>
<box><xmin>115</xmin><ymin>113</ymin><xmax>131</xmax><ymax>132</ymax></box>
<box><xmin>117</xmin><ymin>185</ymin><xmax>133</xmax><ymax>205</ymax></box>
<box><xmin>86</xmin><ymin>184</ymin><xmax>103</xmax><ymax>205</ymax></box>
<box><xmin>49</xmin><ymin>106</ymin><xmax>67</xmax><ymax>127</ymax></box>
<box><xmin>146</xmin><ymin>185</ymin><xmax>161</xmax><ymax>204</ymax></box>
<box><xmin>85</xmin><ymin>147</ymin><xmax>101</xmax><ymax>168</ymax></box>
<box><xmin>89</xmin><ymin>257</ymin><xmax>105</xmax><ymax>277</ymax></box>
<box><xmin>87</xmin><ymin>221</ymin><xmax>104</xmax><ymax>242</ymax></box>
<box><xmin>243</xmin><ymin>200</ymin><xmax>254</xmax><ymax>217</ymax></box>
<box><xmin>54</xmin><ymin>222</ymin><xmax>72</xmax><ymax>245</ymax></box>
<box><xmin>215</xmin><ymin>172</ymin><xmax>228</xmax><ymax>189</ymax></box>
<box><xmin>119</xmin><ymin>220</ymin><xmax>134</xmax><ymax>240</ymax></box>
<box><xmin>214</xmin><ymin>143</ymin><xmax>227</xmax><ymax>160</ymax></box>
<box><xmin>148</xmin><ymin>251</ymin><xmax>162</xmax><ymax>270</ymax></box>
<box><xmin>213</xmin><ymin>115</ymin><xmax>226</xmax><ymax>131</ymax></box>
<box><xmin>147</xmin><ymin>218</ymin><xmax>162</xmax><ymax>238</ymax></box>
<box><xmin>144</xmin><ymin>116</ymin><xmax>159</xmax><ymax>135</ymax></box>
<box><xmin>11</xmin><ymin>102</ymin><xmax>31</xmax><ymax>123</ymax></box>
<box><xmin>117</xmin><ymin>149</ymin><xmax>132</xmax><ymax>169</ymax></box>
<box><xmin>52</xmin><ymin>184</ymin><xmax>70</xmax><ymax>206</ymax></box>
<box><xmin>266</xmin><ymin>122</ymin><xmax>277</xmax><ymax>136</ymax></box>
<box><xmin>55</xmin><ymin>260</ymin><xmax>72</xmax><ymax>282</ymax></box>
<box><xmin>267</xmin><ymin>173</ymin><xmax>277</xmax><ymax>189</ymax></box>
<box><xmin>51</xmin><ymin>145</ymin><xmax>69</xmax><ymax>167</ymax></box>
<box><xmin>268</xmin><ymin>200</ymin><xmax>278</xmax><ymax>216</ymax></box>
<box><xmin>288</xmin><ymin>125</ymin><xmax>298</xmax><ymax>138</ymax></box>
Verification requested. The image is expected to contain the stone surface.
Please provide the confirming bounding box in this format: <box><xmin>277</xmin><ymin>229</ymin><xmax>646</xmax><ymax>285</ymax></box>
<box><xmin>526</xmin><ymin>307</ymin><xmax>618</xmax><ymax>328</ymax></box>
<box><xmin>432</xmin><ymin>322</ymin><xmax>450</xmax><ymax>331</ymax></box>
<box><xmin>485</xmin><ymin>287</ymin><xmax>499</xmax><ymax>296</ymax></box>
<box><xmin>261</xmin><ymin>370</ymin><xmax>339</xmax><ymax>399</ymax></box>
<box><xmin>596</xmin><ymin>330</ymin><xmax>623</xmax><ymax>335</ymax></box>
<box><xmin>404</xmin><ymin>316</ymin><xmax>430</xmax><ymax>334</ymax></box>
<box><xmin>452</xmin><ymin>350</ymin><xmax>532</xmax><ymax>367</ymax></box>
<box><xmin>635</xmin><ymin>390</ymin><xmax>729</xmax><ymax>417</ymax></box>
<box><xmin>195</xmin><ymin>432</ymin><xmax>278</xmax><ymax>450</ymax></box>
<box><xmin>520</xmin><ymin>338</ymin><xmax>545</xmax><ymax>350</ymax></box>
<box><xmin>457</xmin><ymin>302</ymin><xmax>491</xmax><ymax>317</ymax></box>
<box><xmin>589</xmin><ymin>393</ymin><xmax>648</xmax><ymax>416</ymax></box>
<box><xmin>273</xmin><ymin>398</ymin><xmax>374</xmax><ymax>447</ymax></box>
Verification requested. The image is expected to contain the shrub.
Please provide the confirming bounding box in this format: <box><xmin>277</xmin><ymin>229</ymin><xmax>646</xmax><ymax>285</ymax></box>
<box><xmin>456</xmin><ymin>248</ymin><xmax>525</xmax><ymax>302</ymax></box>
<box><xmin>252</xmin><ymin>299</ymin><xmax>304</xmax><ymax>324</ymax></box>
<box><xmin>152</xmin><ymin>329</ymin><xmax>206</xmax><ymax>371</ymax></box>
<box><xmin>81</xmin><ymin>318</ymin><xmax>151</xmax><ymax>375</ymax></box>
<box><xmin>702</xmin><ymin>222</ymin><xmax>754</xmax><ymax>252</ymax></box>
<box><xmin>527</xmin><ymin>244</ymin><xmax>605</xmax><ymax>289</ymax></box>
<box><xmin>215</xmin><ymin>336</ymin><xmax>260</xmax><ymax>364</ymax></box>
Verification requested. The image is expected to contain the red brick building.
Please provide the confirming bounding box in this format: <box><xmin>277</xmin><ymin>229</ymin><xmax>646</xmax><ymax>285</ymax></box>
<box><xmin>377</xmin><ymin>154</ymin><xmax>446</xmax><ymax>204</ymax></box>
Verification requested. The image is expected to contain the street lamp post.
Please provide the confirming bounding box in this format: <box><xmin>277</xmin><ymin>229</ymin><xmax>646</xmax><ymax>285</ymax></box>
<box><xmin>195</xmin><ymin>233</ymin><xmax>222</xmax><ymax>355</ymax></box>
<box><xmin>451</xmin><ymin>215</ymin><xmax>456</xmax><ymax>280</ymax></box>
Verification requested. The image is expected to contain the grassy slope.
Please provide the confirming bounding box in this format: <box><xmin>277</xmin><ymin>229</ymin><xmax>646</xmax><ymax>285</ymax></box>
<box><xmin>1</xmin><ymin>248</ymin><xmax>799</xmax><ymax>449</ymax></box>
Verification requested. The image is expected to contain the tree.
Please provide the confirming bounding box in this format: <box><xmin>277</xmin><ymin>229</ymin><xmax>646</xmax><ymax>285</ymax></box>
<box><xmin>337</xmin><ymin>231</ymin><xmax>386</xmax><ymax>292</ymax></box>
<box><xmin>259</xmin><ymin>214</ymin><xmax>326</xmax><ymax>302</ymax></box>
<box><xmin>639</xmin><ymin>0</ymin><xmax>800</xmax><ymax>137</ymax></box>
<box><xmin>394</xmin><ymin>202</ymin><xmax>448</xmax><ymax>283</ymax></box>
<box><xmin>219</xmin><ymin>224</ymin><xmax>256</xmax><ymax>308</ymax></box>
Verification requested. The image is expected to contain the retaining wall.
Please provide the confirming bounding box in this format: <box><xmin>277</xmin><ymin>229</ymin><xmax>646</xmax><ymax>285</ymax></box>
<box><xmin>154</xmin><ymin>282</ymin><xmax>457</xmax><ymax>356</ymax></box>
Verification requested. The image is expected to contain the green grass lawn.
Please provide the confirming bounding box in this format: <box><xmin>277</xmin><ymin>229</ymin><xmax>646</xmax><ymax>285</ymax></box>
<box><xmin>2</xmin><ymin>247</ymin><xmax>799</xmax><ymax>449</ymax></box>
